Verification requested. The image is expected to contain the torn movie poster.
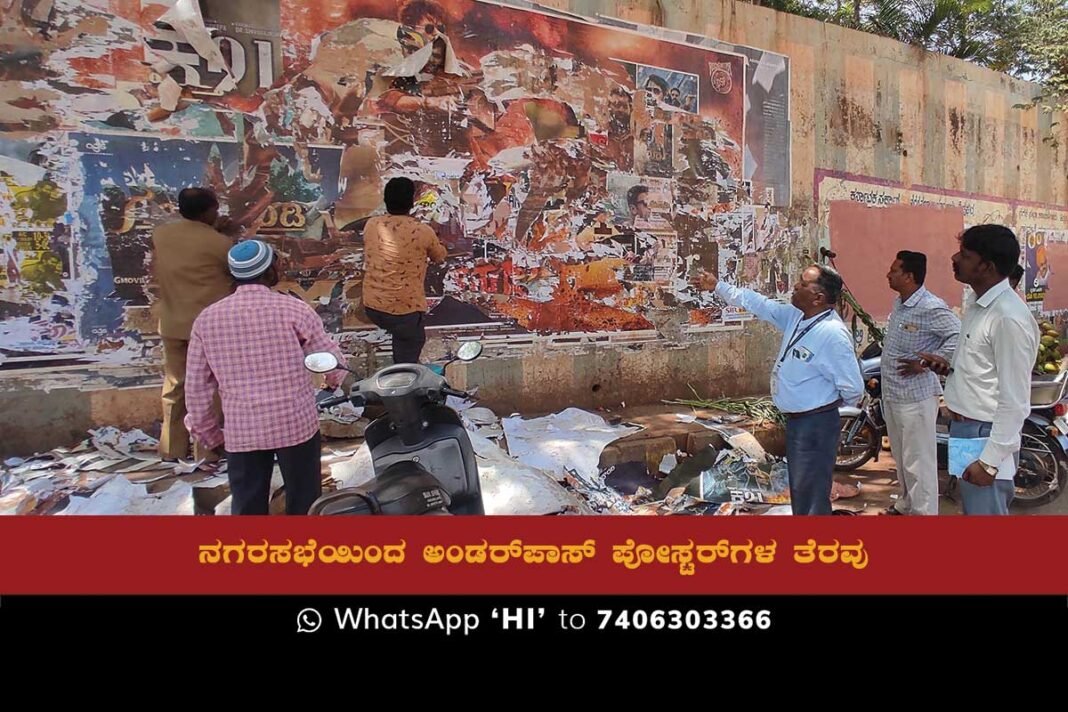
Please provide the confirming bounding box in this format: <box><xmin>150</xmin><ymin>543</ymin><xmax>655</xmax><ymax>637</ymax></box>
<box><xmin>72</xmin><ymin>132</ymin><xmax>342</xmax><ymax>344</ymax></box>
<box><xmin>1</xmin><ymin>0</ymin><xmax>801</xmax><ymax>359</ymax></box>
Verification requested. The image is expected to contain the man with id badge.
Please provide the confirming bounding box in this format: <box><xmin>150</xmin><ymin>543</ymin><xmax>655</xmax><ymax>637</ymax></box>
<box><xmin>918</xmin><ymin>225</ymin><xmax>1039</xmax><ymax>515</ymax></box>
<box><xmin>697</xmin><ymin>265</ymin><xmax>864</xmax><ymax>515</ymax></box>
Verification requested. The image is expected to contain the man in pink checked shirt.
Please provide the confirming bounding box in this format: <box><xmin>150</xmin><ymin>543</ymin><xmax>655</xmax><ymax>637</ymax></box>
<box><xmin>184</xmin><ymin>239</ymin><xmax>347</xmax><ymax>515</ymax></box>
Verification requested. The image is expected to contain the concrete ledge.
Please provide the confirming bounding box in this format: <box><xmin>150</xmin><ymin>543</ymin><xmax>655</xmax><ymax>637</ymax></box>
<box><xmin>600</xmin><ymin>435</ymin><xmax>679</xmax><ymax>474</ymax></box>
<box><xmin>0</xmin><ymin>385</ymin><xmax>161</xmax><ymax>457</ymax></box>
<box><xmin>0</xmin><ymin>325</ymin><xmax>779</xmax><ymax>457</ymax></box>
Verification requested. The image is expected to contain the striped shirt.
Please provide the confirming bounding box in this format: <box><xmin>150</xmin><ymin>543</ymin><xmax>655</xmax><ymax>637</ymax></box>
<box><xmin>880</xmin><ymin>286</ymin><xmax>961</xmax><ymax>403</ymax></box>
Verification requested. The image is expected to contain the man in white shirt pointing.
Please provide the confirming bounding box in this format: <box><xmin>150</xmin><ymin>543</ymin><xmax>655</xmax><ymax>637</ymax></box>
<box><xmin>919</xmin><ymin>225</ymin><xmax>1039</xmax><ymax>515</ymax></box>
<box><xmin>699</xmin><ymin>265</ymin><xmax>864</xmax><ymax>515</ymax></box>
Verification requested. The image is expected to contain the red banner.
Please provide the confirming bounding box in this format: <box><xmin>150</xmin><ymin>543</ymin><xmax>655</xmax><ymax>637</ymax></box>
<box><xmin>0</xmin><ymin>516</ymin><xmax>1065</xmax><ymax>595</ymax></box>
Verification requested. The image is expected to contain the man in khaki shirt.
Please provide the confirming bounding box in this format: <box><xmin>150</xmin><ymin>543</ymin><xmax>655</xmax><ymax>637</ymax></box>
<box><xmin>151</xmin><ymin>188</ymin><xmax>235</xmax><ymax>460</ymax></box>
<box><xmin>362</xmin><ymin>177</ymin><xmax>447</xmax><ymax>364</ymax></box>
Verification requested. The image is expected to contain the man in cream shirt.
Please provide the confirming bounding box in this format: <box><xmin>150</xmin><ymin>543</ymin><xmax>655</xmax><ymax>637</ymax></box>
<box><xmin>920</xmin><ymin>225</ymin><xmax>1039</xmax><ymax>515</ymax></box>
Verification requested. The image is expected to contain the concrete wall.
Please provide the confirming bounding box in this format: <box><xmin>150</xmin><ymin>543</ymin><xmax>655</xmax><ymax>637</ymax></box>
<box><xmin>551</xmin><ymin>0</ymin><xmax>1068</xmax><ymax>211</ymax></box>
<box><xmin>1</xmin><ymin>0</ymin><xmax>1066</xmax><ymax>455</ymax></box>
<box><xmin>449</xmin><ymin>321</ymin><xmax>780</xmax><ymax>414</ymax></box>
<box><xmin>0</xmin><ymin>383</ymin><xmax>161</xmax><ymax>456</ymax></box>
<box><xmin>1</xmin><ymin>322</ymin><xmax>780</xmax><ymax>455</ymax></box>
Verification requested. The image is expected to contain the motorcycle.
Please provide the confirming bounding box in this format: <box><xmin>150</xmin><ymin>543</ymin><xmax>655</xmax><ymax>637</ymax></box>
<box><xmin>302</xmin><ymin>341</ymin><xmax>487</xmax><ymax>515</ymax></box>
<box><xmin>836</xmin><ymin>343</ymin><xmax>1068</xmax><ymax>508</ymax></box>
<box><xmin>835</xmin><ymin>344</ymin><xmax>885</xmax><ymax>472</ymax></box>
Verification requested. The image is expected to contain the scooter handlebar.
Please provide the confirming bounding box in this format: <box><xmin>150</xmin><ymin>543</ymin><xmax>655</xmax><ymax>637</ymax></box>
<box><xmin>316</xmin><ymin>394</ymin><xmax>353</xmax><ymax>409</ymax></box>
<box><xmin>317</xmin><ymin>379</ymin><xmax>466</xmax><ymax>412</ymax></box>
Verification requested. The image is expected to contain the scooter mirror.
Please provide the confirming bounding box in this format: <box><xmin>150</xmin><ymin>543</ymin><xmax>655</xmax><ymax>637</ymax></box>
<box><xmin>456</xmin><ymin>341</ymin><xmax>483</xmax><ymax>362</ymax></box>
<box><xmin>304</xmin><ymin>352</ymin><xmax>339</xmax><ymax>373</ymax></box>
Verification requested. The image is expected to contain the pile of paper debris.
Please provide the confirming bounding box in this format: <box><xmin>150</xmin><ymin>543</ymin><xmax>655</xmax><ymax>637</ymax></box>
<box><xmin>447</xmin><ymin>393</ymin><xmax>505</xmax><ymax>440</ymax></box>
<box><xmin>0</xmin><ymin>426</ymin><xmax>222</xmax><ymax>516</ymax></box>
<box><xmin>0</xmin><ymin>405</ymin><xmax>586</xmax><ymax>515</ymax></box>
<box><xmin>495</xmin><ymin>412</ymin><xmax>799</xmax><ymax>515</ymax></box>
<box><xmin>0</xmin><ymin>423</ymin><xmax>373</xmax><ymax>516</ymax></box>
<box><xmin>316</xmin><ymin>390</ymin><xmax>367</xmax><ymax>439</ymax></box>
<box><xmin>2</xmin><ymin>401</ymin><xmax>813</xmax><ymax>516</ymax></box>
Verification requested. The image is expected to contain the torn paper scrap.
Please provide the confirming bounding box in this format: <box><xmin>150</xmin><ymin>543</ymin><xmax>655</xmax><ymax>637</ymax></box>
<box><xmin>383</xmin><ymin>32</ymin><xmax>464</xmax><ymax>77</ymax></box>
<box><xmin>327</xmin><ymin>443</ymin><xmax>375</xmax><ymax>490</ymax></box>
<box><xmin>0</xmin><ymin>156</ymin><xmax>46</xmax><ymax>185</ymax></box>
<box><xmin>154</xmin><ymin>0</ymin><xmax>237</xmax><ymax>93</ymax></box>
<box><xmin>469</xmin><ymin>433</ymin><xmax>582</xmax><ymax>515</ymax></box>
<box><xmin>29</xmin><ymin>0</ymin><xmax>53</xmax><ymax>23</ymax></box>
<box><xmin>659</xmin><ymin>453</ymin><xmax>678</xmax><ymax>474</ymax></box>
<box><xmin>59</xmin><ymin>477</ymin><xmax>195</xmax><ymax>516</ymax></box>
<box><xmin>705</xmin><ymin>424</ymin><xmax>770</xmax><ymax>462</ymax></box>
<box><xmin>501</xmin><ymin>408</ymin><xmax>638</xmax><ymax>485</ymax></box>
<box><xmin>159</xmin><ymin>74</ymin><xmax>182</xmax><ymax>111</ymax></box>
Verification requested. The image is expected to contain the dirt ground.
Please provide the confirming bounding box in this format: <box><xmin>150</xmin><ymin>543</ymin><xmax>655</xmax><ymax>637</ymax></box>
<box><xmin>194</xmin><ymin>405</ymin><xmax>1068</xmax><ymax>516</ymax></box>
<box><xmin>599</xmin><ymin>404</ymin><xmax>1068</xmax><ymax>515</ymax></box>
<box><xmin>839</xmin><ymin>440</ymin><xmax>1068</xmax><ymax>516</ymax></box>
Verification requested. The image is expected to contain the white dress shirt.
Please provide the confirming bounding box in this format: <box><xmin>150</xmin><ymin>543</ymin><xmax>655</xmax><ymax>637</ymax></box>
<box><xmin>943</xmin><ymin>279</ymin><xmax>1040</xmax><ymax>477</ymax></box>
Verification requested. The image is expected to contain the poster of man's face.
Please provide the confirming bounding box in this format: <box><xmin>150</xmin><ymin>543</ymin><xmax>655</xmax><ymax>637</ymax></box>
<box><xmin>607</xmin><ymin>172</ymin><xmax>672</xmax><ymax>232</ymax></box>
<box><xmin>399</xmin><ymin>0</ymin><xmax>448</xmax><ymax>44</ymax></box>
<box><xmin>628</xmin><ymin>185</ymin><xmax>651</xmax><ymax>221</ymax></box>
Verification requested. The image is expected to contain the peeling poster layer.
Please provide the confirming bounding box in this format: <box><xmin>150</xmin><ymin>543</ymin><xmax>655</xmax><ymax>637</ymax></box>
<box><xmin>0</xmin><ymin>0</ymin><xmax>803</xmax><ymax>364</ymax></box>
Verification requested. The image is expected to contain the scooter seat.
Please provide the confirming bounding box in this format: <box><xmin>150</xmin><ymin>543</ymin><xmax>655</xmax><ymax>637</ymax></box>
<box><xmin>308</xmin><ymin>461</ymin><xmax>452</xmax><ymax>515</ymax></box>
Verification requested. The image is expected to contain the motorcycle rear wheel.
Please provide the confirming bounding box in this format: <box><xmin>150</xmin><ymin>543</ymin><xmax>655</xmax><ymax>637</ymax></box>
<box><xmin>1013</xmin><ymin>426</ymin><xmax>1067</xmax><ymax>508</ymax></box>
<box><xmin>836</xmin><ymin>416</ymin><xmax>879</xmax><ymax>471</ymax></box>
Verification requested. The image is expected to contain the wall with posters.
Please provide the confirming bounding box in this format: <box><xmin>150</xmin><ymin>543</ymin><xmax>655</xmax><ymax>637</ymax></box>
<box><xmin>0</xmin><ymin>0</ymin><xmax>1066</xmax><ymax>449</ymax></box>
<box><xmin>0</xmin><ymin>0</ymin><xmax>800</xmax><ymax>362</ymax></box>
